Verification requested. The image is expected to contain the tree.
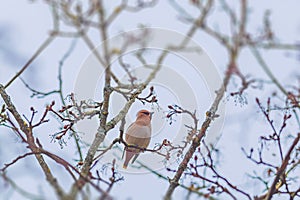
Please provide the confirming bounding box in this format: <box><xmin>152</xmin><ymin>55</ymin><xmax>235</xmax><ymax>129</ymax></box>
<box><xmin>0</xmin><ymin>0</ymin><xmax>299</xmax><ymax>199</ymax></box>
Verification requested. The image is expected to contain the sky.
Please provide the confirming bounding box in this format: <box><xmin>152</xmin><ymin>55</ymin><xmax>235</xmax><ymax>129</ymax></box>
<box><xmin>0</xmin><ymin>0</ymin><xmax>299</xmax><ymax>200</ymax></box>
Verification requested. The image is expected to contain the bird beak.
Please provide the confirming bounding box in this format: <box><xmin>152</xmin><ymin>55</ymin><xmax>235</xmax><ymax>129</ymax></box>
<box><xmin>150</xmin><ymin>112</ymin><xmax>154</xmax><ymax>118</ymax></box>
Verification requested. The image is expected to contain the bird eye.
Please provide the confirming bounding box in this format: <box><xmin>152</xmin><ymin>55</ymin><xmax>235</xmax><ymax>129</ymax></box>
<box><xmin>142</xmin><ymin>112</ymin><xmax>150</xmax><ymax>115</ymax></box>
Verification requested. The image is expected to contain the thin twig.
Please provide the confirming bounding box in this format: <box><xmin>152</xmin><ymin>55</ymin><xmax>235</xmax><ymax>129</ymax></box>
<box><xmin>4</xmin><ymin>35</ymin><xmax>56</xmax><ymax>89</ymax></box>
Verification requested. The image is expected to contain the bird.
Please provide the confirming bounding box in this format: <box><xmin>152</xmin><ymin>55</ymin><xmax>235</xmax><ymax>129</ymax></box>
<box><xmin>122</xmin><ymin>109</ymin><xmax>153</xmax><ymax>169</ymax></box>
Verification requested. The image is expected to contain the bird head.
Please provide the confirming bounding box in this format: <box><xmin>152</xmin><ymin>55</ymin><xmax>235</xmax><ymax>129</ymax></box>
<box><xmin>136</xmin><ymin>110</ymin><xmax>154</xmax><ymax>121</ymax></box>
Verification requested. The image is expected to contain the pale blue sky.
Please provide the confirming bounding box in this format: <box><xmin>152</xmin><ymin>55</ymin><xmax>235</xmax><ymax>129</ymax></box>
<box><xmin>0</xmin><ymin>1</ymin><xmax>299</xmax><ymax>200</ymax></box>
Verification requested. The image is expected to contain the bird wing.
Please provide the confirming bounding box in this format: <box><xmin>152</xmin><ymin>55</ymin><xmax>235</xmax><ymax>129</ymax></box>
<box><xmin>123</xmin><ymin>122</ymin><xmax>151</xmax><ymax>167</ymax></box>
<box><xmin>126</xmin><ymin>135</ymin><xmax>150</xmax><ymax>149</ymax></box>
<box><xmin>125</xmin><ymin>123</ymin><xmax>151</xmax><ymax>149</ymax></box>
<box><xmin>129</xmin><ymin>135</ymin><xmax>151</xmax><ymax>164</ymax></box>
<box><xmin>126</xmin><ymin>123</ymin><xmax>151</xmax><ymax>141</ymax></box>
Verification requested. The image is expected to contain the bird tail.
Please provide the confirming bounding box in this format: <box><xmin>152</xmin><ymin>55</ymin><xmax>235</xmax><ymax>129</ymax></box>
<box><xmin>131</xmin><ymin>153</ymin><xmax>140</xmax><ymax>164</ymax></box>
<box><xmin>123</xmin><ymin>149</ymin><xmax>136</xmax><ymax>169</ymax></box>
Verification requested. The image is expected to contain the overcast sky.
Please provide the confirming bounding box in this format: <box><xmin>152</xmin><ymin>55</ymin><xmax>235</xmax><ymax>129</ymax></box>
<box><xmin>0</xmin><ymin>1</ymin><xmax>299</xmax><ymax>200</ymax></box>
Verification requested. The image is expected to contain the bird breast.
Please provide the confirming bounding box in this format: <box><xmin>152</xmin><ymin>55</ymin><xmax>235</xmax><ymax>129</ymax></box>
<box><xmin>126</xmin><ymin>123</ymin><xmax>151</xmax><ymax>139</ymax></box>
